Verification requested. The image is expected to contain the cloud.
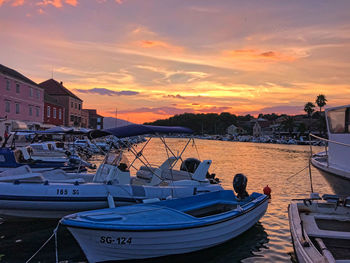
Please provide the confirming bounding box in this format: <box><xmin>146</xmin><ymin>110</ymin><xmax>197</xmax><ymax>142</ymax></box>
<box><xmin>247</xmin><ymin>105</ymin><xmax>305</xmax><ymax>115</ymax></box>
<box><xmin>65</xmin><ymin>0</ymin><xmax>77</xmax><ymax>6</ymax></box>
<box><xmin>35</xmin><ymin>0</ymin><xmax>77</xmax><ymax>8</ymax></box>
<box><xmin>224</xmin><ymin>49</ymin><xmax>297</xmax><ymax>62</ymax></box>
<box><xmin>138</xmin><ymin>40</ymin><xmax>184</xmax><ymax>53</ymax></box>
<box><xmin>12</xmin><ymin>0</ymin><xmax>24</xmax><ymax>6</ymax></box>
<box><xmin>118</xmin><ymin>105</ymin><xmax>232</xmax><ymax>115</ymax></box>
<box><xmin>163</xmin><ymin>94</ymin><xmax>187</xmax><ymax>99</ymax></box>
<box><xmin>75</xmin><ymin>88</ymin><xmax>139</xmax><ymax>96</ymax></box>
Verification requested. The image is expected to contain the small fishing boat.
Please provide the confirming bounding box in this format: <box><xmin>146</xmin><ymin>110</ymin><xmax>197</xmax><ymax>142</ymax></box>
<box><xmin>61</xmin><ymin>189</ymin><xmax>269</xmax><ymax>262</ymax></box>
<box><xmin>288</xmin><ymin>194</ymin><xmax>350</xmax><ymax>263</ymax></box>
<box><xmin>0</xmin><ymin>147</ymin><xmax>88</xmax><ymax>172</ymax></box>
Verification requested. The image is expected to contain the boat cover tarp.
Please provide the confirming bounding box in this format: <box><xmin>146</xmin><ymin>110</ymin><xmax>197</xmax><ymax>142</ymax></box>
<box><xmin>88</xmin><ymin>124</ymin><xmax>193</xmax><ymax>139</ymax></box>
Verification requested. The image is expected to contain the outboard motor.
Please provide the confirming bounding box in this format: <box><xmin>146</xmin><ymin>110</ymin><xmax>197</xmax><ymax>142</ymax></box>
<box><xmin>233</xmin><ymin>173</ymin><xmax>249</xmax><ymax>200</ymax></box>
<box><xmin>180</xmin><ymin>158</ymin><xmax>220</xmax><ymax>184</ymax></box>
<box><xmin>180</xmin><ymin>158</ymin><xmax>201</xmax><ymax>173</ymax></box>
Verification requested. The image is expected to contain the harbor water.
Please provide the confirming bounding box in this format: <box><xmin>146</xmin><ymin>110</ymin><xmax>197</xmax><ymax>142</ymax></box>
<box><xmin>0</xmin><ymin>138</ymin><xmax>336</xmax><ymax>262</ymax></box>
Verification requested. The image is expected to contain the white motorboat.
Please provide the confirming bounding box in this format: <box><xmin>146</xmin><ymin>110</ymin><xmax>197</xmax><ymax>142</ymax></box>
<box><xmin>310</xmin><ymin>105</ymin><xmax>350</xmax><ymax>194</ymax></box>
<box><xmin>0</xmin><ymin>125</ymin><xmax>223</xmax><ymax>219</ymax></box>
<box><xmin>61</xmin><ymin>190</ymin><xmax>269</xmax><ymax>262</ymax></box>
<box><xmin>288</xmin><ymin>194</ymin><xmax>350</xmax><ymax>263</ymax></box>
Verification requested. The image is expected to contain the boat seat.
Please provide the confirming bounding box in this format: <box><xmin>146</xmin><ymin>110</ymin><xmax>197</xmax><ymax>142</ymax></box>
<box><xmin>41</xmin><ymin>169</ymin><xmax>86</xmax><ymax>183</ymax></box>
<box><xmin>136</xmin><ymin>168</ymin><xmax>192</xmax><ymax>181</ymax></box>
<box><xmin>0</xmin><ymin>165</ymin><xmax>32</xmax><ymax>177</ymax></box>
<box><xmin>300</xmin><ymin>213</ymin><xmax>350</xmax><ymax>239</ymax></box>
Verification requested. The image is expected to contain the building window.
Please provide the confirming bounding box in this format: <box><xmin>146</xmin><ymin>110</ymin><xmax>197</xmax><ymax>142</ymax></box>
<box><xmin>75</xmin><ymin>103</ymin><xmax>77</xmax><ymax>109</ymax></box>
<box><xmin>71</xmin><ymin>102</ymin><xmax>73</xmax><ymax>108</ymax></box>
<box><xmin>36</xmin><ymin>90</ymin><xmax>40</xmax><ymax>99</ymax></box>
<box><xmin>59</xmin><ymin>109</ymin><xmax>62</xmax><ymax>120</ymax></box>
<box><xmin>47</xmin><ymin>106</ymin><xmax>50</xmax><ymax>117</ymax></box>
<box><xmin>30</xmin><ymin>87</ymin><xmax>33</xmax><ymax>97</ymax></box>
<box><xmin>16</xmin><ymin>83</ymin><xmax>20</xmax><ymax>93</ymax></box>
<box><xmin>5</xmin><ymin>101</ymin><xmax>10</xmax><ymax>113</ymax></box>
<box><xmin>15</xmin><ymin>103</ymin><xmax>20</xmax><ymax>114</ymax></box>
<box><xmin>29</xmin><ymin>106</ymin><xmax>33</xmax><ymax>116</ymax></box>
<box><xmin>36</xmin><ymin>107</ymin><xmax>40</xmax><ymax>117</ymax></box>
<box><xmin>53</xmin><ymin>108</ymin><xmax>56</xmax><ymax>119</ymax></box>
<box><xmin>70</xmin><ymin>115</ymin><xmax>74</xmax><ymax>122</ymax></box>
<box><xmin>6</xmin><ymin>79</ymin><xmax>10</xmax><ymax>91</ymax></box>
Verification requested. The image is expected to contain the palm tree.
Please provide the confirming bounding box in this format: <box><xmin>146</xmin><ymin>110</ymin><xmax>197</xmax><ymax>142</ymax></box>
<box><xmin>315</xmin><ymin>94</ymin><xmax>327</xmax><ymax>135</ymax></box>
<box><xmin>315</xmin><ymin>94</ymin><xmax>327</xmax><ymax>113</ymax></box>
<box><xmin>304</xmin><ymin>102</ymin><xmax>315</xmax><ymax>117</ymax></box>
<box><xmin>304</xmin><ymin>102</ymin><xmax>315</xmax><ymax>132</ymax></box>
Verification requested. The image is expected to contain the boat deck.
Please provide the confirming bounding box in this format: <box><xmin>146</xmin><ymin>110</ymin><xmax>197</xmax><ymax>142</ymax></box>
<box><xmin>300</xmin><ymin>208</ymin><xmax>350</xmax><ymax>261</ymax></box>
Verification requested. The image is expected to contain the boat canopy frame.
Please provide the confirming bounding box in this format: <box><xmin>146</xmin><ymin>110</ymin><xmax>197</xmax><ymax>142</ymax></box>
<box><xmin>95</xmin><ymin>125</ymin><xmax>199</xmax><ymax>183</ymax></box>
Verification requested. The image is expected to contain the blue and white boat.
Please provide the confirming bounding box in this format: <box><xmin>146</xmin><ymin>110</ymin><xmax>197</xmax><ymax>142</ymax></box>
<box><xmin>0</xmin><ymin>147</ymin><xmax>86</xmax><ymax>172</ymax></box>
<box><xmin>61</xmin><ymin>190</ymin><xmax>268</xmax><ymax>262</ymax></box>
<box><xmin>0</xmin><ymin>125</ymin><xmax>223</xmax><ymax>219</ymax></box>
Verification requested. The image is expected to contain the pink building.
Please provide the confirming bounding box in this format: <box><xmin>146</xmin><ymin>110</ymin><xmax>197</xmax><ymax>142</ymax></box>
<box><xmin>0</xmin><ymin>64</ymin><xmax>44</xmax><ymax>134</ymax></box>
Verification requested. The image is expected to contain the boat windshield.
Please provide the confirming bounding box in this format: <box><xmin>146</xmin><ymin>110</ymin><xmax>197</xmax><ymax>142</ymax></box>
<box><xmin>105</xmin><ymin>152</ymin><xmax>130</xmax><ymax>168</ymax></box>
<box><xmin>327</xmin><ymin>107</ymin><xmax>350</xmax><ymax>134</ymax></box>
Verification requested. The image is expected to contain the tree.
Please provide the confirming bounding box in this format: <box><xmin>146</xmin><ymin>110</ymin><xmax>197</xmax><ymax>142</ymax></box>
<box><xmin>304</xmin><ymin>102</ymin><xmax>315</xmax><ymax>117</ymax></box>
<box><xmin>315</xmin><ymin>94</ymin><xmax>327</xmax><ymax>135</ymax></box>
<box><xmin>315</xmin><ymin>94</ymin><xmax>327</xmax><ymax>113</ymax></box>
<box><xmin>282</xmin><ymin>116</ymin><xmax>295</xmax><ymax>136</ymax></box>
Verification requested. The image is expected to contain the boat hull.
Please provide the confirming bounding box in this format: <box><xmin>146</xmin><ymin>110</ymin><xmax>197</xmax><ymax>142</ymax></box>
<box><xmin>311</xmin><ymin>153</ymin><xmax>350</xmax><ymax>181</ymax></box>
<box><xmin>0</xmin><ymin>183</ymin><xmax>223</xmax><ymax>219</ymax></box>
<box><xmin>66</xmin><ymin>198</ymin><xmax>268</xmax><ymax>262</ymax></box>
<box><xmin>311</xmin><ymin>153</ymin><xmax>350</xmax><ymax>195</ymax></box>
<box><xmin>288</xmin><ymin>204</ymin><xmax>314</xmax><ymax>263</ymax></box>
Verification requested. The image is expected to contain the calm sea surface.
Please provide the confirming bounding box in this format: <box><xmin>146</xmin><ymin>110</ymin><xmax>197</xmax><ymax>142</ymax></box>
<box><xmin>0</xmin><ymin>138</ymin><xmax>338</xmax><ymax>262</ymax></box>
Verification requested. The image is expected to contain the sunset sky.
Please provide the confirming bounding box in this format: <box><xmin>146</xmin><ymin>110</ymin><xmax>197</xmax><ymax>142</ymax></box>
<box><xmin>1</xmin><ymin>0</ymin><xmax>350</xmax><ymax>123</ymax></box>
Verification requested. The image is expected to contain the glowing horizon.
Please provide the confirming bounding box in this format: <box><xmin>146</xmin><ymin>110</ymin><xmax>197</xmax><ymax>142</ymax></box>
<box><xmin>1</xmin><ymin>0</ymin><xmax>350</xmax><ymax>123</ymax></box>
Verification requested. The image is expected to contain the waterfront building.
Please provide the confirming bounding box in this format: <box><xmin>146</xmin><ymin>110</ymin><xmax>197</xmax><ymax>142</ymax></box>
<box><xmin>253</xmin><ymin>122</ymin><xmax>262</xmax><ymax>137</ymax></box>
<box><xmin>0</xmin><ymin>64</ymin><xmax>44</xmax><ymax>135</ymax></box>
<box><xmin>43</xmin><ymin>93</ymin><xmax>65</xmax><ymax>126</ymax></box>
<box><xmin>81</xmin><ymin>109</ymin><xmax>89</xmax><ymax>128</ymax></box>
<box><xmin>39</xmin><ymin>79</ymin><xmax>83</xmax><ymax>127</ymax></box>
<box><xmin>226</xmin><ymin>124</ymin><xmax>246</xmax><ymax>136</ymax></box>
<box><xmin>86</xmin><ymin>109</ymin><xmax>104</xmax><ymax>129</ymax></box>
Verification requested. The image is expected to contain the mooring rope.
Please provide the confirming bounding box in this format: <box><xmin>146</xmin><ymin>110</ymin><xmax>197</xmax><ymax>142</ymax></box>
<box><xmin>25</xmin><ymin>222</ymin><xmax>60</xmax><ymax>263</ymax></box>
<box><xmin>286</xmin><ymin>164</ymin><xmax>309</xmax><ymax>181</ymax></box>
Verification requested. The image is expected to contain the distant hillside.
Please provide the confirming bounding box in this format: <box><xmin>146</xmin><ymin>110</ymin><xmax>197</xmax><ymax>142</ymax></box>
<box><xmin>103</xmin><ymin>117</ymin><xmax>133</xmax><ymax>129</ymax></box>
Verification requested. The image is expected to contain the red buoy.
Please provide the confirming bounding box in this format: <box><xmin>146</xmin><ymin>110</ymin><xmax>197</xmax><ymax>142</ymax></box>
<box><xmin>263</xmin><ymin>185</ymin><xmax>271</xmax><ymax>198</ymax></box>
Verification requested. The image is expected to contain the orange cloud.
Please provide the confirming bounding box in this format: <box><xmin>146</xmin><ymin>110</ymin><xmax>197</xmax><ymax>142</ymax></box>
<box><xmin>115</xmin><ymin>0</ymin><xmax>122</xmax><ymax>4</ymax></box>
<box><xmin>139</xmin><ymin>40</ymin><xmax>184</xmax><ymax>53</ymax></box>
<box><xmin>0</xmin><ymin>0</ymin><xmax>8</xmax><ymax>6</ymax></box>
<box><xmin>36</xmin><ymin>0</ymin><xmax>62</xmax><ymax>8</ymax></box>
<box><xmin>12</xmin><ymin>0</ymin><xmax>24</xmax><ymax>6</ymax></box>
<box><xmin>65</xmin><ymin>0</ymin><xmax>77</xmax><ymax>6</ymax></box>
<box><xmin>224</xmin><ymin>49</ymin><xmax>296</xmax><ymax>62</ymax></box>
<box><xmin>36</xmin><ymin>0</ymin><xmax>78</xmax><ymax>8</ymax></box>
